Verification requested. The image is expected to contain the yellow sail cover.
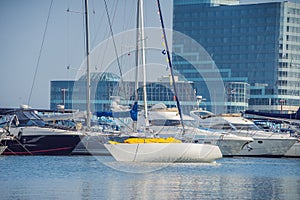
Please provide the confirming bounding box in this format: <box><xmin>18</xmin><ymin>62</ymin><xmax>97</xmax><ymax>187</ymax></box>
<box><xmin>108</xmin><ymin>137</ymin><xmax>182</xmax><ymax>144</ymax></box>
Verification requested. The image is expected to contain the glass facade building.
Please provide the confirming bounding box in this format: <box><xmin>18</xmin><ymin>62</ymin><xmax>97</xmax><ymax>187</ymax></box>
<box><xmin>50</xmin><ymin>73</ymin><xmax>120</xmax><ymax>111</ymax></box>
<box><xmin>173</xmin><ymin>0</ymin><xmax>300</xmax><ymax>113</ymax></box>
<box><xmin>50</xmin><ymin>73</ymin><xmax>196</xmax><ymax>114</ymax></box>
<box><xmin>225</xmin><ymin>82</ymin><xmax>250</xmax><ymax>113</ymax></box>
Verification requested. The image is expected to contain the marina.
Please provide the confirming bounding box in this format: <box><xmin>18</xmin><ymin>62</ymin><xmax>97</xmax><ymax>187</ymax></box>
<box><xmin>1</xmin><ymin>0</ymin><xmax>300</xmax><ymax>198</ymax></box>
<box><xmin>0</xmin><ymin>156</ymin><xmax>299</xmax><ymax>199</ymax></box>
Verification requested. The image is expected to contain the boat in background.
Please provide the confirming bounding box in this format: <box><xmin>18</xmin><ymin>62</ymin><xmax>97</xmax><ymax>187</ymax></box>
<box><xmin>136</xmin><ymin>103</ymin><xmax>253</xmax><ymax>156</ymax></box>
<box><xmin>243</xmin><ymin>109</ymin><xmax>300</xmax><ymax>157</ymax></box>
<box><xmin>197</xmin><ymin>112</ymin><xmax>297</xmax><ymax>157</ymax></box>
<box><xmin>245</xmin><ymin>107</ymin><xmax>300</xmax><ymax>121</ymax></box>
<box><xmin>254</xmin><ymin>122</ymin><xmax>300</xmax><ymax>157</ymax></box>
<box><xmin>38</xmin><ymin>108</ymin><xmax>121</xmax><ymax>155</ymax></box>
<box><xmin>0</xmin><ymin>107</ymin><xmax>83</xmax><ymax>155</ymax></box>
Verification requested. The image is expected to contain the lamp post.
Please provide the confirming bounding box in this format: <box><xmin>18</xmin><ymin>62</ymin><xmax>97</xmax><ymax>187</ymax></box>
<box><xmin>61</xmin><ymin>88</ymin><xmax>69</xmax><ymax>108</ymax></box>
<box><xmin>279</xmin><ymin>99</ymin><xmax>285</xmax><ymax>114</ymax></box>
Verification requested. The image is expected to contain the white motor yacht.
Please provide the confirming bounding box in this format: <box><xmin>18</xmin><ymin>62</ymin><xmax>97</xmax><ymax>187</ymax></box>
<box><xmin>195</xmin><ymin>112</ymin><xmax>297</xmax><ymax>157</ymax></box>
<box><xmin>137</xmin><ymin>104</ymin><xmax>253</xmax><ymax>156</ymax></box>
<box><xmin>0</xmin><ymin>108</ymin><xmax>84</xmax><ymax>155</ymax></box>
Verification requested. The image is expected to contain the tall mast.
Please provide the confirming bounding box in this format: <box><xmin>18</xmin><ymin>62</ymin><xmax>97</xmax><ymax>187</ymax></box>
<box><xmin>140</xmin><ymin>0</ymin><xmax>149</xmax><ymax>126</ymax></box>
<box><xmin>84</xmin><ymin>0</ymin><xmax>91</xmax><ymax>129</ymax></box>
<box><xmin>134</xmin><ymin>0</ymin><xmax>140</xmax><ymax>102</ymax></box>
<box><xmin>132</xmin><ymin>0</ymin><xmax>141</xmax><ymax>132</ymax></box>
<box><xmin>156</xmin><ymin>0</ymin><xmax>185</xmax><ymax>132</ymax></box>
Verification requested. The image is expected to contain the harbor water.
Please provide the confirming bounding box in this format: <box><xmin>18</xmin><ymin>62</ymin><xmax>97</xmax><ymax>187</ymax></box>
<box><xmin>0</xmin><ymin>156</ymin><xmax>299</xmax><ymax>200</ymax></box>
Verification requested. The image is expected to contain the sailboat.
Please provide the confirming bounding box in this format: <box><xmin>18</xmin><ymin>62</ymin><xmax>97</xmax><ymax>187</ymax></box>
<box><xmin>104</xmin><ymin>0</ymin><xmax>222</xmax><ymax>163</ymax></box>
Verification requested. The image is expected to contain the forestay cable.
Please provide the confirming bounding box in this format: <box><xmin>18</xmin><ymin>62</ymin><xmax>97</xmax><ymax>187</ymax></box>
<box><xmin>27</xmin><ymin>0</ymin><xmax>54</xmax><ymax>106</ymax></box>
<box><xmin>103</xmin><ymin>0</ymin><xmax>124</xmax><ymax>84</ymax></box>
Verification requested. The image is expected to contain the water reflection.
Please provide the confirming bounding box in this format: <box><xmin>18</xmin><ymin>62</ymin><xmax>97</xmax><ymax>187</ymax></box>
<box><xmin>106</xmin><ymin>171</ymin><xmax>299</xmax><ymax>200</ymax></box>
<box><xmin>0</xmin><ymin>157</ymin><xmax>299</xmax><ymax>200</ymax></box>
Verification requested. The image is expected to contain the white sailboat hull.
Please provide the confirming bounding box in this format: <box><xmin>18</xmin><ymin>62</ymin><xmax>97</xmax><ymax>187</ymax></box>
<box><xmin>104</xmin><ymin>143</ymin><xmax>222</xmax><ymax>163</ymax></box>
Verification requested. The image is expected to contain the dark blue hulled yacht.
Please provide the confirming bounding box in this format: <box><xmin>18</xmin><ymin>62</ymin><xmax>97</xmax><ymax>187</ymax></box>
<box><xmin>0</xmin><ymin>107</ymin><xmax>83</xmax><ymax>155</ymax></box>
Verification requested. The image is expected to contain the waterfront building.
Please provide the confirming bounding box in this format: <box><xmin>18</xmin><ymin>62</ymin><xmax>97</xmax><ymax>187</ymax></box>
<box><xmin>173</xmin><ymin>0</ymin><xmax>300</xmax><ymax>113</ymax></box>
<box><xmin>50</xmin><ymin>73</ymin><xmax>196</xmax><ymax>114</ymax></box>
<box><xmin>50</xmin><ymin>72</ymin><xmax>119</xmax><ymax>111</ymax></box>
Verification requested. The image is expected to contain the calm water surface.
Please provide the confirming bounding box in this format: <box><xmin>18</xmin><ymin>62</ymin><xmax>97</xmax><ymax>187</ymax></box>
<box><xmin>0</xmin><ymin>156</ymin><xmax>299</xmax><ymax>200</ymax></box>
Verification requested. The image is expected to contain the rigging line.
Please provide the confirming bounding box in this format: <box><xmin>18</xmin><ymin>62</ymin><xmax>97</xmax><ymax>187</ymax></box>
<box><xmin>108</xmin><ymin>0</ymin><xmax>128</xmax><ymax>99</ymax></box>
<box><xmin>110</xmin><ymin>0</ymin><xmax>124</xmax><ymax>67</ymax></box>
<box><xmin>96</xmin><ymin>0</ymin><xmax>118</xmax><ymax>74</ymax></box>
<box><xmin>119</xmin><ymin>1</ymin><xmax>128</xmax><ymax>75</ymax></box>
<box><xmin>15</xmin><ymin>137</ymin><xmax>33</xmax><ymax>155</ymax></box>
<box><xmin>156</xmin><ymin>0</ymin><xmax>186</xmax><ymax>134</ymax></box>
<box><xmin>94</xmin><ymin>2</ymin><xmax>113</xmax><ymax>73</ymax></box>
<box><xmin>111</xmin><ymin>0</ymin><xmax>119</xmax><ymax>27</ymax></box>
<box><xmin>89</xmin><ymin>0</ymin><xmax>97</xmax><ymax>46</ymax></box>
<box><xmin>115</xmin><ymin>118</ymin><xmax>134</xmax><ymax>132</ymax></box>
<box><xmin>91</xmin><ymin>3</ymin><xmax>106</xmax><ymax>45</ymax></box>
<box><xmin>103</xmin><ymin>0</ymin><xmax>124</xmax><ymax>83</ymax></box>
<box><xmin>27</xmin><ymin>0</ymin><xmax>54</xmax><ymax>106</ymax></box>
<box><xmin>122</xmin><ymin>0</ymin><xmax>127</xmax><ymax>30</ymax></box>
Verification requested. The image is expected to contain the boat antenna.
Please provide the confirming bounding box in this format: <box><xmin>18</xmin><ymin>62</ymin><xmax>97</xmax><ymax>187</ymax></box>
<box><xmin>84</xmin><ymin>0</ymin><xmax>91</xmax><ymax>129</ymax></box>
<box><xmin>156</xmin><ymin>0</ymin><xmax>185</xmax><ymax>133</ymax></box>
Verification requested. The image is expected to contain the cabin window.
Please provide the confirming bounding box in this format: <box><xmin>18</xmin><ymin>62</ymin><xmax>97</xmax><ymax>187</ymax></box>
<box><xmin>258</xmin><ymin>141</ymin><xmax>263</xmax><ymax>144</ymax></box>
<box><xmin>210</xmin><ymin>124</ymin><xmax>233</xmax><ymax>130</ymax></box>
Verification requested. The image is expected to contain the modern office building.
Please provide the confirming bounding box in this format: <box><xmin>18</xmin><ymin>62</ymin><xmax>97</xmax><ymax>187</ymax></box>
<box><xmin>173</xmin><ymin>0</ymin><xmax>300</xmax><ymax>113</ymax></box>
<box><xmin>50</xmin><ymin>72</ymin><xmax>196</xmax><ymax>114</ymax></box>
<box><xmin>50</xmin><ymin>72</ymin><xmax>120</xmax><ymax>111</ymax></box>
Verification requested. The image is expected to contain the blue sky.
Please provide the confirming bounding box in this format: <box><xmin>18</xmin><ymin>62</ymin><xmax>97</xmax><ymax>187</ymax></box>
<box><xmin>0</xmin><ymin>0</ymin><xmax>170</xmax><ymax>108</ymax></box>
<box><xmin>0</xmin><ymin>0</ymin><xmax>298</xmax><ymax>109</ymax></box>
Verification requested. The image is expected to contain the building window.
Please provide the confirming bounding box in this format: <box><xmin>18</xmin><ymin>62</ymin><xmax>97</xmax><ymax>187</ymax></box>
<box><xmin>278</xmin><ymin>89</ymin><xmax>287</xmax><ymax>95</ymax></box>
<box><xmin>265</xmin><ymin>89</ymin><xmax>274</xmax><ymax>95</ymax></box>
<box><xmin>250</xmin><ymin>89</ymin><xmax>262</xmax><ymax>95</ymax></box>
